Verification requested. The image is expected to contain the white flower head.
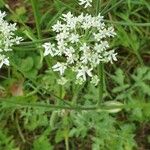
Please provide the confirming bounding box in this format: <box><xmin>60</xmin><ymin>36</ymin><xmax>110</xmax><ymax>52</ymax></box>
<box><xmin>43</xmin><ymin>12</ymin><xmax>117</xmax><ymax>85</ymax></box>
<box><xmin>106</xmin><ymin>50</ymin><xmax>118</xmax><ymax>64</ymax></box>
<box><xmin>76</xmin><ymin>66</ymin><xmax>92</xmax><ymax>81</ymax></box>
<box><xmin>52</xmin><ymin>21</ymin><xmax>63</xmax><ymax>32</ymax></box>
<box><xmin>0</xmin><ymin>11</ymin><xmax>6</xmax><ymax>20</ymax></box>
<box><xmin>78</xmin><ymin>0</ymin><xmax>92</xmax><ymax>8</ymax></box>
<box><xmin>52</xmin><ymin>62</ymin><xmax>67</xmax><ymax>75</ymax></box>
<box><xmin>42</xmin><ymin>42</ymin><xmax>56</xmax><ymax>57</ymax></box>
<box><xmin>0</xmin><ymin>54</ymin><xmax>9</xmax><ymax>68</ymax></box>
<box><xmin>62</xmin><ymin>12</ymin><xmax>74</xmax><ymax>22</ymax></box>
<box><xmin>69</xmin><ymin>33</ymin><xmax>79</xmax><ymax>43</ymax></box>
<box><xmin>0</xmin><ymin>10</ymin><xmax>23</xmax><ymax>69</ymax></box>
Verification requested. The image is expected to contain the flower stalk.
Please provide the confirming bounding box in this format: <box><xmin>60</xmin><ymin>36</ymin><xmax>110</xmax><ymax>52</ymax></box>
<box><xmin>97</xmin><ymin>63</ymin><xmax>104</xmax><ymax>106</ymax></box>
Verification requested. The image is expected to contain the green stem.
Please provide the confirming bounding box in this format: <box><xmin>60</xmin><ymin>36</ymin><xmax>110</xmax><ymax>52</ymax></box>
<box><xmin>50</xmin><ymin>111</ymin><xmax>58</xmax><ymax>128</ymax></box>
<box><xmin>8</xmin><ymin>67</ymin><xmax>11</xmax><ymax>78</ymax></box>
<box><xmin>16</xmin><ymin>117</ymin><xmax>26</xmax><ymax>143</ymax></box>
<box><xmin>20</xmin><ymin>37</ymin><xmax>53</xmax><ymax>45</ymax></box>
<box><xmin>102</xmin><ymin>0</ymin><xmax>124</xmax><ymax>15</ymax></box>
<box><xmin>65</xmin><ymin>135</ymin><xmax>69</xmax><ymax>150</ymax></box>
<box><xmin>72</xmin><ymin>83</ymin><xmax>85</xmax><ymax>105</ymax></box>
<box><xmin>59</xmin><ymin>85</ymin><xmax>63</xmax><ymax>99</ymax></box>
<box><xmin>104</xmin><ymin>20</ymin><xmax>150</xmax><ymax>27</ymax></box>
<box><xmin>2</xmin><ymin>99</ymin><xmax>150</xmax><ymax>111</ymax></box>
<box><xmin>136</xmin><ymin>52</ymin><xmax>144</xmax><ymax>66</ymax></box>
<box><xmin>97</xmin><ymin>63</ymin><xmax>104</xmax><ymax>106</ymax></box>
<box><xmin>5</xmin><ymin>4</ymin><xmax>34</xmax><ymax>36</ymax></box>
<box><xmin>31</xmin><ymin>0</ymin><xmax>43</xmax><ymax>65</ymax></box>
<box><xmin>49</xmin><ymin>84</ymin><xmax>63</xmax><ymax>129</ymax></box>
<box><xmin>96</xmin><ymin>0</ymin><xmax>101</xmax><ymax>15</ymax></box>
<box><xmin>63</xmin><ymin>115</ymin><xmax>69</xmax><ymax>150</ymax></box>
<box><xmin>1</xmin><ymin>99</ymin><xmax>97</xmax><ymax>111</ymax></box>
<box><xmin>31</xmin><ymin>0</ymin><xmax>41</xmax><ymax>39</ymax></box>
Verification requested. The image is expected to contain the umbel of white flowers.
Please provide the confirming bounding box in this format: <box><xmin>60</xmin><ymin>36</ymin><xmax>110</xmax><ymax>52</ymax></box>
<box><xmin>0</xmin><ymin>11</ymin><xmax>23</xmax><ymax>68</ymax></box>
<box><xmin>43</xmin><ymin>12</ymin><xmax>117</xmax><ymax>86</ymax></box>
<box><xmin>78</xmin><ymin>0</ymin><xmax>92</xmax><ymax>8</ymax></box>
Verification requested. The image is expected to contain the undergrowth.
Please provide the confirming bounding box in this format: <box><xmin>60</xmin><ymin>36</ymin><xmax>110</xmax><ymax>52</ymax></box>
<box><xmin>0</xmin><ymin>0</ymin><xmax>150</xmax><ymax>150</ymax></box>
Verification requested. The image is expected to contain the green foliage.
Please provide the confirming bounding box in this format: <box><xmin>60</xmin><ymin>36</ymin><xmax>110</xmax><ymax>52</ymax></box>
<box><xmin>70</xmin><ymin>111</ymin><xmax>137</xmax><ymax>150</ymax></box>
<box><xmin>111</xmin><ymin>68</ymin><xmax>130</xmax><ymax>94</ymax></box>
<box><xmin>0</xmin><ymin>0</ymin><xmax>149</xmax><ymax>149</ymax></box>
<box><xmin>111</xmin><ymin>67</ymin><xmax>150</xmax><ymax>122</ymax></box>
<box><xmin>33</xmin><ymin>136</ymin><xmax>53</xmax><ymax>150</ymax></box>
<box><xmin>111</xmin><ymin>67</ymin><xmax>150</xmax><ymax>100</ymax></box>
<box><xmin>21</xmin><ymin>107</ymin><xmax>49</xmax><ymax>131</ymax></box>
<box><xmin>0</xmin><ymin>129</ymin><xmax>19</xmax><ymax>150</ymax></box>
<box><xmin>33</xmin><ymin>127</ymin><xmax>53</xmax><ymax>150</ymax></box>
<box><xmin>10</xmin><ymin>51</ymin><xmax>43</xmax><ymax>79</ymax></box>
<box><xmin>132</xmin><ymin>67</ymin><xmax>150</xmax><ymax>96</ymax></box>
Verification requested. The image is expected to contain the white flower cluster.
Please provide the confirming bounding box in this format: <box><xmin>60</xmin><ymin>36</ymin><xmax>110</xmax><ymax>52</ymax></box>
<box><xmin>78</xmin><ymin>0</ymin><xmax>92</xmax><ymax>8</ymax></box>
<box><xmin>43</xmin><ymin>12</ymin><xmax>117</xmax><ymax>85</ymax></box>
<box><xmin>0</xmin><ymin>11</ymin><xmax>23</xmax><ymax>68</ymax></box>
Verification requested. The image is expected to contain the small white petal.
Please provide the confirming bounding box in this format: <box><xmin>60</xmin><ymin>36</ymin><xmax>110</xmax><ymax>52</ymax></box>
<box><xmin>78</xmin><ymin>0</ymin><xmax>92</xmax><ymax>8</ymax></box>
<box><xmin>52</xmin><ymin>62</ymin><xmax>67</xmax><ymax>75</ymax></box>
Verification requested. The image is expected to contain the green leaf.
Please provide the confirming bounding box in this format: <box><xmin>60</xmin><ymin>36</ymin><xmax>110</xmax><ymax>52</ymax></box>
<box><xmin>33</xmin><ymin>55</ymin><xmax>42</xmax><ymax>69</ymax></box>
<box><xmin>111</xmin><ymin>69</ymin><xmax>125</xmax><ymax>86</ymax></box>
<box><xmin>55</xmin><ymin>130</ymin><xmax>65</xmax><ymax>143</ymax></box>
<box><xmin>112</xmin><ymin>84</ymin><xmax>129</xmax><ymax>93</ymax></box>
<box><xmin>21</xmin><ymin>57</ymin><xmax>34</xmax><ymax>72</ymax></box>
<box><xmin>33</xmin><ymin>136</ymin><xmax>53</xmax><ymax>150</ymax></box>
<box><xmin>0</xmin><ymin>129</ymin><xmax>19</xmax><ymax>150</ymax></box>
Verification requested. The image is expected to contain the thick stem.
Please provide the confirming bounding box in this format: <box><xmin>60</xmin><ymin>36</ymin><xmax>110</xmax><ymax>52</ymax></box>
<box><xmin>63</xmin><ymin>115</ymin><xmax>69</xmax><ymax>150</ymax></box>
<box><xmin>65</xmin><ymin>136</ymin><xmax>69</xmax><ymax>150</ymax></box>
<box><xmin>97</xmin><ymin>63</ymin><xmax>104</xmax><ymax>106</ymax></box>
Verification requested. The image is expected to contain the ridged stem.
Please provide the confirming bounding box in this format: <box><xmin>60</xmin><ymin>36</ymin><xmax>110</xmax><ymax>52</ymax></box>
<box><xmin>97</xmin><ymin>63</ymin><xmax>104</xmax><ymax>106</ymax></box>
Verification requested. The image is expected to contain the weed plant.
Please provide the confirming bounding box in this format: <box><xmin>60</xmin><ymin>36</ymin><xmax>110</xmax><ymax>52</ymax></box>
<box><xmin>0</xmin><ymin>0</ymin><xmax>150</xmax><ymax>150</ymax></box>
